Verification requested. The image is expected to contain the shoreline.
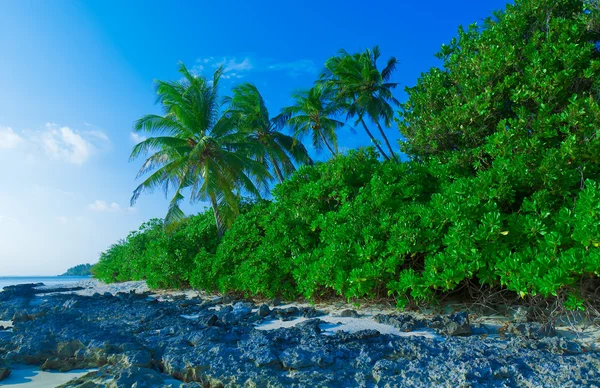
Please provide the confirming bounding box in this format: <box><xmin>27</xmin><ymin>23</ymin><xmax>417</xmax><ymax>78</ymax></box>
<box><xmin>0</xmin><ymin>279</ymin><xmax>599</xmax><ymax>386</ymax></box>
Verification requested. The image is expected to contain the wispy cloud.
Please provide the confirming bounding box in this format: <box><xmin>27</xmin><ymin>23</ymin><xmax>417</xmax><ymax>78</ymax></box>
<box><xmin>4</xmin><ymin>123</ymin><xmax>111</xmax><ymax>165</ymax></box>
<box><xmin>88</xmin><ymin>200</ymin><xmax>136</xmax><ymax>214</ymax></box>
<box><xmin>0</xmin><ymin>126</ymin><xmax>24</xmax><ymax>149</ymax></box>
<box><xmin>194</xmin><ymin>56</ymin><xmax>253</xmax><ymax>79</ymax></box>
<box><xmin>130</xmin><ymin>132</ymin><xmax>147</xmax><ymax>144</ymax></box>
<box><xmin>193</xmin><ymin>56</ymin><xmax>317</xmax><ymax>79</ymax></box>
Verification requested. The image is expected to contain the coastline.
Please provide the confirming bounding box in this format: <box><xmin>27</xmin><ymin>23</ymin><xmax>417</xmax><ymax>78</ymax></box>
<box><xmin>0</xmin><ymin>279</ymin><xmax>599</xmax><ymax>386</ymax></box>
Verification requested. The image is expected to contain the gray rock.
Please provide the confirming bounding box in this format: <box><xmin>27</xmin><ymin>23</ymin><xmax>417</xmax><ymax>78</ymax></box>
<box><xmin>431</xmin><ymin>312</ymin><xmax>471</xmax><ymax>336</ymax></box>
<box><xmin>508</xmin><ymin>322</ymin><xmax>557</xmax><ymax>339</ymax></box>
<box><xmin>12</xmin><ymin>310</ymin><xmax>33</xmax><ymax>323</ymax></box>
<box><xmin>257</xmin><ymin>304</ymin><xmax>270</xmax><ymax>317</ymax></box>
<box><xmin>339</xmin><ymin>309</ymin><xmax>360</xmax><ymax>318</ymax></box>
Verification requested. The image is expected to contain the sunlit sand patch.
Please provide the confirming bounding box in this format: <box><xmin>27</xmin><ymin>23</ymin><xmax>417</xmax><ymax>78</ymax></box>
<box><xmin>255</xmin><ymin>315</ymin><xmax>442</xmax><ymax>340</ymax></box>
<box><xmin>0</xmin><ymin>366</ymin><xmax>95</xmax><ymax>387</ymax></box>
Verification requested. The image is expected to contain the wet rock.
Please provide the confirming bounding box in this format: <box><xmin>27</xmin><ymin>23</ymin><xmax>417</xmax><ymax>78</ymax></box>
<box><xmin>280</xmin><ymin>346</ymin><xmax>335</xmax><ymax>369</ymax></box>
<box><xmin>300</xmin><ymin>307</ymin><xmax>324</xmax><ymax>318</ymax></box>
<box><xmin>12</xmin><ymin>310</ymin><xmax>34</xmax><ymax>323</ymax></box>
<box><xmin>430</xmin><ymin>312</ymin><xmax>471</xmax><ymax>336</ymax></box>
<box><xmin>271</xmin><ymin>298</ymin><xmax>282</xmax><ymax>307</ymax></box>
<box><xmin>508</xmin><ymin>322</ymin><xmax>557</xmax><ymax>339</ymax></box>
<box><xmin>257</xmin><ymin>304</ymin><xmax>270</xmax><ymax>317</ymax></box>
<box><xmin>115</xmin><ymin>350</ymin><xmax>153</xmax><ymax>368</ymax></box>
<box><xmin>204</xmin><ymin>314</ymin><xmax>219</xmax><ymax>326</ymax></box>
<box><xmin>0</xmin><ymin>368</ymin><xmax>10</xmax><ymax>381</ymax></box>
<box><xmin>272</xmin><ymin>306</ymin><xmax>300</xmax><ymax>321</ymax></box>
<box><xmin>373</xmin><ymin>314</ymin><xmax>419</xmax><ymax>332</ymax></box>
<box><xmin>339</xmin><ymin>309</ymin><xmax>360</xmax><ymax>318</ymax></box>
<box><xmin>59</xmin><ymin>366</ymin><xmax>166</xmax><ymax>387</ymax></box>
<box><xmin>57</xmin><ymin>340</ymin><xmax>85</xmax><ymax>358</ymax></box>
<box><xmin>0</xmin><ymin>283</ymin><xmax>42</xmax><ymax>300</ymax></box>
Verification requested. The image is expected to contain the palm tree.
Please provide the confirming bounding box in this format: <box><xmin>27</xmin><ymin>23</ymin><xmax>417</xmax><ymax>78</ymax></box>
<box><xmin>283</xmin><ymin>83</ymin><xmax>345</xmax><ymax>157</ymax></box>
<box><xmin>130</xmin><ymin>63</ymin><xmax>269</xmax><ymax>237</ymax></box>
<box><xmin>323</xmin><ymin>46</ymin><xmax>400</xmax><ymax>162</ymax></box>
<box><xmin>224</xmin><ymin>83</ymin><xmax>312</xmax><ymax>183</ymax></box>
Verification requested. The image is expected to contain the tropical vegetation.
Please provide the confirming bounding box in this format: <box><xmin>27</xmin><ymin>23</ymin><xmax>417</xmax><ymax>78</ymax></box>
<box><xmin>60</xmin><ymin>263</ymin><xmax>93</xmax><ymax>277</ymax></box>
<box><xmin>94</xmin><ymin>0</ymin><xmax>600</xmax><ymax>311</ymax></box>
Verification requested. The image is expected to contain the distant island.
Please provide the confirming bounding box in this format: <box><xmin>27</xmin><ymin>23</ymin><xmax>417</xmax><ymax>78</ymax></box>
<box><xmin>60</xmin><ymin>264</ymin><xmax>93</xmax><ymax>277</ymax></box>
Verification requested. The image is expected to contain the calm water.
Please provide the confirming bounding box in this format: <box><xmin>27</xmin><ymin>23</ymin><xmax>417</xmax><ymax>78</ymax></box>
<box><xmin>0</xmin><ymin>276</ymin><xmax>91</xmax><ymax>290</ymax></box>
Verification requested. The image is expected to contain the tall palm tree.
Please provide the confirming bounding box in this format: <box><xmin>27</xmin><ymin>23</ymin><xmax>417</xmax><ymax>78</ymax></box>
<box><xmin>283</xmin><ymin>83</ymin><xmax>345</xmax><ymax>157</ymax></box>
<box><xmin>130</xmin><ymin>63</ymin><xmax>269</xmax><ymax>237</ymax></box>
<box><xmin>224</xmin><ymin>83</ymin><xmax>312</xmax><ymax>183</ymax></box>
<box><xmin>323</xmin><ymin>46</ymin><xmax>400</xmax><ymax>162</ymax></box>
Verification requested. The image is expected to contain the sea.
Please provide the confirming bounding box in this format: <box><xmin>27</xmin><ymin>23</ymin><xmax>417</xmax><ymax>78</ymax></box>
<box><xmin>0</xmin><ymin>276</ymin><xmax>91</xmax><ymax>290</ymax></box>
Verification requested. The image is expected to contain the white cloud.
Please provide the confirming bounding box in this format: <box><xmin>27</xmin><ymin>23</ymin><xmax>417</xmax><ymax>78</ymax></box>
<box><xmin>223</xmin><ymin>57</ymin><xmax>253</xmax><ymax>72</ymax></box>
<box><xmin>56</xmin><ymin>216</ymin><xmax>68</xmax><ymax>224</ymax></box>
<box><xmin>39</xmin><ymin>123</ymin><xmax>109</xmax><ymax>165</ymax></box>
<box><xmin>193</xmin><ymin>56</ymin><xmax>317</xmax><ymax>79</ymax></box>
<box><xmin>130</xmin><ymin>132</ymin><xmax>147</xmax><ymax>144</ymax></box>
<box><xmin>88</xmin><ymin>200</ymin><xmax>136</xmax><ymax>214</ymax></box>
<box><xmin>194</xmin><ymin>56</ymin><xmax>253</xmax><ymax>79</ymax></box>
<box><xmin>0</xmin><ymin>126</ymin><xmax>23</xmax><ymax>149</ymax></box>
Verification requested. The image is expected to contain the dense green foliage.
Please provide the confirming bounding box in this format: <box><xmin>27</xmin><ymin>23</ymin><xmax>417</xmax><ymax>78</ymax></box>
<box><xmin>95</xmin><ymin>0</ymin><xmax>600</xmax><ymax>310</ymax></box>
<box><xmin>92</xmin><ymin>213</ymin><xmax>219</xmax><ymax>289</ymax></box>
<box><xmin>395</xmin><ymin>0</ymin><xmax>600</xmax><ymax>307</ymax></box>
<box><xmin>61</xmin><ymin>264</ymin><xmax>93</xmax><ymax>276</ymax></box>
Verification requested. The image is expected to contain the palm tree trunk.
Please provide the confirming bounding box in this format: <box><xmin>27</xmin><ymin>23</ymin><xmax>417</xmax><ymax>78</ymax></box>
<box><xmin>210</xmin><ymin>194</ymin><xmax>225</xmax><ymax>238</ymax></box>
<box><xmin>318</xmin><ymin>129</ymin><xmax>337</xmax><ymax>157</ymax></box>
<box><xmin>360</xmin><ymin>119</ymin><xmax>390</xmax><ymax>160</ymax></box>
<box><xmin>270</xmin><ymin>155</ymin><xmax>285</xmax><ymax>183</ymax></box>
<box><xmin>374</xmin><ymin>120</ymin><xmax>398</xmax><ymax>163</ymax></box>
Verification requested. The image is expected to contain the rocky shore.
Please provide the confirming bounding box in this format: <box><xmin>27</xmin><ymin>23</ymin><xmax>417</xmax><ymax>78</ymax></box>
<box><xmin>0</xmin><ymin>281</ymin><xmax>599</xmax><ymax>387</ymax></box>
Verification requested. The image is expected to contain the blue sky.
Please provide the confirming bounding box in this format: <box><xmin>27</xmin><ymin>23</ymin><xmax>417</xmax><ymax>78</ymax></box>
<box><xmin>0</xmin><ymin>0</ymin><xmax>510</xmax><ymax>275</ymax></box>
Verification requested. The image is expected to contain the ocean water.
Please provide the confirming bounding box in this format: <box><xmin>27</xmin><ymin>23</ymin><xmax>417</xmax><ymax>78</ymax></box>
<box><xmin>0</xmin><ymin>276</ymin><xmax>91</xmax><ymax>290</ymax></box>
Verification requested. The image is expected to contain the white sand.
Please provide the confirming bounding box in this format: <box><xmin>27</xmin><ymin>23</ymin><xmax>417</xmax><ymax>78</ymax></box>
<box><xmin>255</xmin><ymin>315</ymin><xmax>441</xmax><ymax>339</ymax></box>
<box><xmin>0</xmin><ymin>366</ymin><xmax>93</xmax><ymax>387</ymax></box>
<box><xmin>36</xmin><ymin>279</ymin><xmax>149</xmax><ymax>297</ymax></box>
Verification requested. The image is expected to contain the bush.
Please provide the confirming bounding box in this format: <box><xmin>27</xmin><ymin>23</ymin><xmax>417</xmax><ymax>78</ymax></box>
<box><xmin>93</xmin><ymin>213</ymin><xmax>219</xmax><ymax>289</ymax></box>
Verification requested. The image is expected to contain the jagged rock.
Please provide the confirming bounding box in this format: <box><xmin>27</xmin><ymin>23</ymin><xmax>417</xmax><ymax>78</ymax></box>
<box><xmin>430</xmin><ymin>312</ymin><xmax>471</xmax><ymax>336</ymax></box>
<box><xmin>12</xmin><ymin>310</ymin><xmax>33</xmax><ymax>323</ymax></box>
<box><xmin>373</xmin><ymin>314</ymin><xmax>419</xmax><ymax>332</ymax></box>
<box><xmin>1</xmin><ymin>285</ymin><xmax>598</xmax><ymax>387</ymax></box>
<box><xmin>58</xmin><ymin>366</ymin><xmax>166</xmax><ymax>387</ymax></box>
<box><xmin>508</xmin><ymin>322</ymin><xmax>557</xmax><ymax>339</ymax></box>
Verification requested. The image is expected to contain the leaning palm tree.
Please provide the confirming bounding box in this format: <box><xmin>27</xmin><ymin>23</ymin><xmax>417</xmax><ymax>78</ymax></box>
<box><xmin>283</xmin><ymin>83</ymin><xmax>345</xmax><ymax>157</ymax></box>
<box><xmin>323</xmin><ymin>46</ymin><xmax>400</xmax><ymax>162</ymax></box>
<box><xmin>130</xmin><ymin>63</ymin><xmax>269</xmax><ymax>237</ymax></box>
<box><xmin>224</xmin><ymin>83</ymin><xmax>312</xmax><ymax>183</ymax></box>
